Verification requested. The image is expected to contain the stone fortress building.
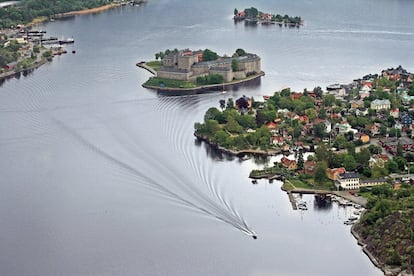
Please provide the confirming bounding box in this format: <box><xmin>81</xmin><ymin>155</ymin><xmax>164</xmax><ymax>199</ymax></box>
<box><xmin>156</xmin><ymin>49</ymin><xmax>261</xmax><ymax>83</ymax></box>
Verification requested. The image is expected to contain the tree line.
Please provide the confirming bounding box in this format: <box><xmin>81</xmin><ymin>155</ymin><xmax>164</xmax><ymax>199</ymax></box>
<box><xmin>0</xmin><ymin>0</ymin><xmax>111</xmax><ymax>28</ymax></box>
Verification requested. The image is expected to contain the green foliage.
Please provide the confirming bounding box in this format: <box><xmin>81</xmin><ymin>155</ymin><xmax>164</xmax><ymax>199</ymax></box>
<box><xmin>0</xmin><ymin>0</ymin><xmax>110</xmax><ymax>28</ymax></box>
<box><xmin>144</xmin><ymin>77</ymin><xmax>196</xmax><ymax>89</ymax></box>
<box><xmin>235</xmin><ymin>48</ymin><xmax>247</xmax><ymax>57</ymax></box>
<box><xmin>314</xmin><ymin>161</ymin><xmax>327</xmax><ymax>183</ymax></box>
<box><xmin>244</xmin><ymin>7</ymin><xmax>258</xmax><ymax>18</ymax></box>
<box><xmin>196</xmin><ymin>74</ymin><xmax>223</xmax><ymax>85</ymax></box>
<box><xmin>42</xmin><ymin>50</ymin><xmax>52</xmax><ymax>58</ymax></box>
<box><xmin>202</xmin><ymin>49</ymin><xmax>218</xmax><ymax>61</ymax></box>
<box><xmin>231</xmin><ymin>59</ymin><xmax>239</xmax><ymax>72</ymax></box>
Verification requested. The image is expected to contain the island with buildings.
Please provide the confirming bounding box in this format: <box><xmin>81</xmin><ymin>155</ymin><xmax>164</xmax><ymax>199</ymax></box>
<box><xmin>194</xmin><ymin>66</ymin><xmax>414</xmax><ymax>275</ymax></box>
<box><xmin>138</xmin><ymin>48</ymin><xmax>264</xmax><ymax>93</ymax></box>
<box><xmin>233</xmin><ymin>7</ymin><xmax>303</xmax><ymax>28</ymax></box>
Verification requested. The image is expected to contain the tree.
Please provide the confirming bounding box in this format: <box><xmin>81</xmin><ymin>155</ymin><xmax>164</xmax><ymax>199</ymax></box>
<box><xmin>219</xmin><ymin>99</ymin><xmax>226</xmax><ymax>110</ymax></box>
<box><xmin>314</xmin><ymin>123</ymin><xmax>327</xmax><ymax>138</ymax></box>
<box><xmin>313</xmin><ymin>86</ymin><xmax>323</xmax><ymax>98</ymax></box>
<box><xmin>343</xmin><ymin>154</ymin><xmax>357</xmax><ymax>171</ymax></box>
<box><xmin>244</xmin><ymin>7</ymin><xmax>258</xmax><ymax>18</ymax></box>
<box><xmin>202</xmin><ymin>49</ymin><xmax>218</xmax><ymax>61</ymax></box>
<box><xmin>387</xmin><ymin>160</ymin><xmax>398</xmax><ymax>173</ymax></box>
<box><xmin>280</xmin><ymin>88</ymin><xmax>291</xmax><ymax>97</ymax></box>
<box><xmin>397</xmin><ymin>142</ymin><xmax>403</xmax><ymax>157</ymax></box>
<box><xmin>225</xmin><ymin>117</ymin><xmax>243</xmax><ymax>134</ymax></box>
<box><xmin>323</xmin><ymin>94</ymin><xmax>336</xmax><ymax>107</ymax></box>
<box><xmin>314</xmin><ymin>161</ymin><xmax>327</xmax><ymax>183</ymax></box>
<box><xmin>297</xmin><ymin>151</ymin><xmax>304</xmax><ymax>170</ymax></box>
<box><xmin>356</xmin><ymin>148</ymin><xmax>371</xmax><ymax>167</ymax></box>
<box><xmin>234</xmin><ymin>8</ymin><xmax>238</xmax><ymax>15</ymax></box>
<box><xmin>235</xmin><ymin>48</ymin><xmax>246</xmax><ymax>56</ymax></box>
<box><xmin>204</xmin><ymin>107</ymin><xmax>221</xmax><ymax>122</ymax></box>
<box><xmin>231</xmin><ymin>59</ymin><xmax>239</xmax><ymax>72</ymax></box>
<box><xmin>226</xmin><ymin>98</ymin><xmax>234</xmax><ymax>109</ymax></box>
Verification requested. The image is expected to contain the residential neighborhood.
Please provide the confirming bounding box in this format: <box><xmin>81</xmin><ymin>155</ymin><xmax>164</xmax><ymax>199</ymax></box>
<box><xmin>195</xmin><ymin>66</ymin><xmax>414</xmax><ymax>190</ymax></box>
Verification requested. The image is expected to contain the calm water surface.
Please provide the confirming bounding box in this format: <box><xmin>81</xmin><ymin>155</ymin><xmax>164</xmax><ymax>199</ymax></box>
<box><xmin>1</xmin><ymin>0</ymin><xmax>414</xmax><ymax>275</ymax></box>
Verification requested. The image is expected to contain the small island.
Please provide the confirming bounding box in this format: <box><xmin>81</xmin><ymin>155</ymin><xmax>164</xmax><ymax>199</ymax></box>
<box><xmin>138</xmin><ymin>48</ymin><xmax>264</xmax><ymax>93</ymax></box>
<box><xmin>195</xmin><ymin>66</ymin><xmax>414</xmax><ymax>275</ymax></box>
<box><xmin>233</xmin><ymin>7</ymin><xmax>303</xmax><ymax>28</ymax></box>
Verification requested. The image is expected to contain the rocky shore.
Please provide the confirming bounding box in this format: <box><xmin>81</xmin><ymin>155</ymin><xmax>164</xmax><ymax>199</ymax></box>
<box><xmin>194</xmin><ymin>132</ymin><xmax>281</xmax><ymax>157</ymax></box>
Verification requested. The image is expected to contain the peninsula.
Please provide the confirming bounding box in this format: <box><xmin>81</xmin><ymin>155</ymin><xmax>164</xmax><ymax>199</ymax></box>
<box><xmin>195</xmin><ymin>66</ymin><xmax>414</xmax><ymax>274</ymax></box>
<box><xmin>138</xmin><ymin>48</ymin><xmax>264</xmax><ymax>93</ymax></box>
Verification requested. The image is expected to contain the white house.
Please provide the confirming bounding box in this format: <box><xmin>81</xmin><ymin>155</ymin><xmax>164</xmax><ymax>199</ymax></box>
<box><xmin>336</xmin><ymin>173</ymin><xmax>360</xmax><ymax>190</ymax></box>
<box><xmin>370</xmin><ymin>99</ymin><xmax>391</xmax><ymax>110</ymax></box>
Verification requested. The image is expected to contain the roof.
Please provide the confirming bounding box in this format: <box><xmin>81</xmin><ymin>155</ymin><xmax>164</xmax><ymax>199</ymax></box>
<box><xmin>339</xmin><ymin>172</ymin><xmax>359</xmax><ymax>179</ymax></box>
<box><xmin>371</xmin><ymin>99</ymin><xmax>391</xmax><ymax>105</ymax></box>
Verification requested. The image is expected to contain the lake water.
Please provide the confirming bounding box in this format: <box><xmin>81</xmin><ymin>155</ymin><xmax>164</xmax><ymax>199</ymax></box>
<box><xmin>1</xmin><ymin>0</ymin><xmax>414</xmax><ymax>275</ymax></box>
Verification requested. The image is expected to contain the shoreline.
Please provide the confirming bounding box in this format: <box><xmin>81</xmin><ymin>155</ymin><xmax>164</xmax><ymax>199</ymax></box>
<box><xmin>0</xmin><ymin>58</ymin><xmax>49</xmax><ymax>82</ymax></box>
<box><xmin>26</xmin><ymin>3</ymin><xmax>122</xmax><ymax>26</ymax></box>
<box><xmin>53</xmin><ymin>3</ymin><xmax>122</xmax><ymax>18</ymax></box>
<box><xmin>194</xmin><ymin>133</ymin><xmax>281</xmax><ymax>157</ymax></box>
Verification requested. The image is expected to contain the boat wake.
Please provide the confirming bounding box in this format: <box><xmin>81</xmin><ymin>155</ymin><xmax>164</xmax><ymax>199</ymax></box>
<box><xmin>52</xmin><ymin>116</ymin><xmax>256</xmax><ymax>238</ymax></box>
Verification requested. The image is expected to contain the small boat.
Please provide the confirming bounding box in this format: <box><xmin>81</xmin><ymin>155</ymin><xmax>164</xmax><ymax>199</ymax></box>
<box><xmin>59</xmin><ymin>38</ymin><xmax>75</xmax><ymax>44</ymax></box>
<box><xmin>72</xmin><ymin>50</ymin><xmax>76</xmax><ymax>54</ymax></box>
<box><xmin>344</xmin><ymin>220</ymin><xmax>355</xmax><ymax>225</ymax></box>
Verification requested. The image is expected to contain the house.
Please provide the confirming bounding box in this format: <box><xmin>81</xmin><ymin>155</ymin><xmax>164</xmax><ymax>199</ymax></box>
<box><xmin>350</xmin><ymin>100</ymin><xmax>364</xmax><ymax>109</ymax></box>
<box><xmin>400</xmin><ymin>113</ymin><xmax>413</xmax><ymax>126</ymax></box>
<box><xmin>326</xmin><ymin>167</ymin><xmax>346</xmax><ymax>181</ymax></box>
<box><xmin>334</xmin><ymin>121</ymin><xmax>357</xmax><ymax>134</ymax></box>
<box><xmin>266</xmin><ymin>121</ymin><xmax>277</xmax><ymax>129</ymax></box>
<box><xmin>369</xmin><ymin>154</ymin><xmax>388</xmax><ymax>168</ymax></box>
<box><xmin>270</xmin><ymin>135</ymin><xmax>284</xmax><ymax>146</ymax></box>
<box><xmin>380</xmin><ymin>137</ymin><xmax>414</xmax><ymax>154</ymax></box>
<box><xmin>236</xmin><ymin>95</ymin><xmax>251</xmax><ymax>113</ymax></box>
<box><xmin>281</xmin><ymin>143</ymin><xmax>291</xmax><ymax>152</ymax></box>
<box><xmin>359</xmin><ymin>178</ymin><xmax>388</xmax><ymax>188</ymax></box>
<box><xmin>304</xmin><ymin>161</ymin><xmax>316</xmax><ymax>175</ymax></box>
<box><xmin>280</xmin><ymin>157</ymin><xmax>297</xmax><ymax>170</ymax></box>
<box><xmin>336</xmin><ymin>172</ymin><xmax>360</xmax><ymax>190</ymax></box>
<box><xmin>369</xmin><ymin>123</ymin><xmax>380</xmax><ymax>136</ymax></box>
<box><xmin>390</xmin><ymin>108</ymin><xmax>400</xmax><ymax>118</ymax></box>
<box><xmin>370</xmin><ymin>99</ymin><xmax>391</xmax><ymax>110</ymax></box>
<box><xmin>359</xmin><ymin>90</ymin><xmax>370</xmax><ymax>100</ymax></box>
<box><xmin>355</xmin><ymin>108</ymin><xmax>369</xmax><ymax>117</ymax></box>
<box><xmin>359</xmin><ymin>134</ymin><xmax>370</xmax><ymax>144</ymax></box>
<box><xmin>2</xmin><ymin>61</ymin><xmax>17</xmax><ymax>71</ymax></box>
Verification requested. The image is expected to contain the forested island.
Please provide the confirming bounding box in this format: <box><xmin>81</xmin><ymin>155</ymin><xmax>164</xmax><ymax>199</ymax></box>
<box><xmin>233</xmin><ymin>7</ymin><xmax>303</xmax><ymax>27</ymax></box>
<box><xmin>0</xmin><ymin>0</ymin><xmax>119</xmax><ymax>28</ymax></box>
<box><xmin>195</xmin><ymin>66</ymin><xmax>414</xmax><ymax>274</ymax></box>
<box><xmin>139</xmin><ymin>48</ymin><xmax>264</xmax><ymax>91</ymax></box>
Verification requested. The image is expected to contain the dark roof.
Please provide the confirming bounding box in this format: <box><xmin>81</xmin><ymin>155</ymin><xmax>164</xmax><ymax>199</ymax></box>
<box><xmin>339</xmin><ymin>172</ymin><xmax>359</xmax><ymax>179</ymax></box>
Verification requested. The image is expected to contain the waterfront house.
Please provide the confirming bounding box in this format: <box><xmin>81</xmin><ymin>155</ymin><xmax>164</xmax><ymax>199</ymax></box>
<box><xmin>336</xmin><ymin>172</ymin><xmax>360</xmax><ymax>190</ymax></box>
<box><xmin>280</xmin><ymin>157</ymin><xmax>297</xmax><ymax>170</ymax></box>
<box><xmin>2</xmin><ymin>61</ymin><xmax>17</xmax><ymax>71</ymax></box>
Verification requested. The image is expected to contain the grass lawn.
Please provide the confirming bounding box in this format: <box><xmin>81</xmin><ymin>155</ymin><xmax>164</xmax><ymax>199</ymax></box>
<box><xmin>144</xmin><ymin>77</ymin><xmax>197</xmax><ymax>88</ymax></box>
<box><xmin>145</xmin><ymin>61</ymin><xmax>162</xmax><ymax>71</ymax></box>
